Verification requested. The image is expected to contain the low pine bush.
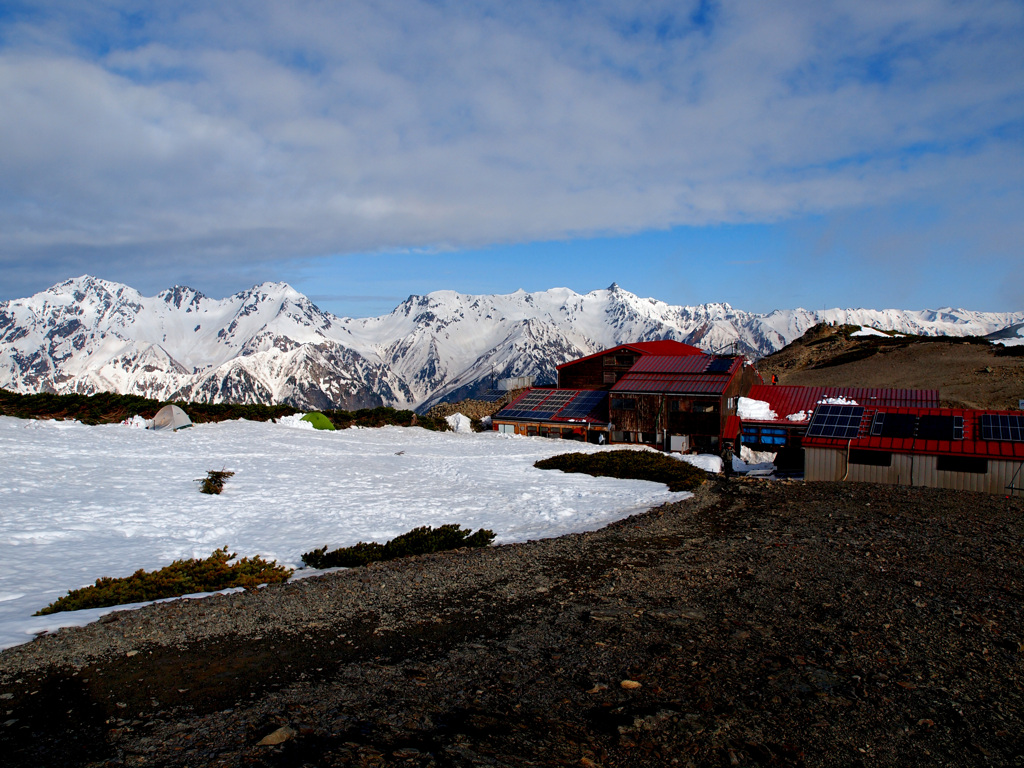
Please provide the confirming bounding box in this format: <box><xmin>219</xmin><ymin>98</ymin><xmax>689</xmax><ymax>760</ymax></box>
<box><xmin>303</xmin><ymin>524</ymin><xmax>495</xmax><ymax>569</ymax></box>
<box><xmin>534</xmin><ymin>449</ymin><xmax>707</xmax><ymax>492</ymax></box>
<box><xmin>35</xmin><ymin>547</ymin><xmax>293</xmax><ymax>615</ymax></box>
<box><xmin>199</xmin><ymin>470</ymin><xmax>235</xmax><ymax>494</ymax></box>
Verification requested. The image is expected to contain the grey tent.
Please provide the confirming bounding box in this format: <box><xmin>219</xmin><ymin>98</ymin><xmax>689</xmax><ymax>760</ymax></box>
<box><xmin>151</xmin><ymin>404</ymin><xmax>193</xmax><ymax>431</ymax></box>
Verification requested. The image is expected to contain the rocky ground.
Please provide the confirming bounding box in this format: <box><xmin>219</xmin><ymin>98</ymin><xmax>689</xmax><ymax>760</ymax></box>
<box><xmin>1</xmin><ymin>478</ymin><xmax>1022</xmax><ymax>767</ymax></box>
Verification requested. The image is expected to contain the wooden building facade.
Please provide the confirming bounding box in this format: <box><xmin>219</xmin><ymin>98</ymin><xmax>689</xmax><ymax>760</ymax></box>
<box><xmin>494</xmin><ymin>341</ymin><xmax>759</xmax><ymax>452</ymax></box>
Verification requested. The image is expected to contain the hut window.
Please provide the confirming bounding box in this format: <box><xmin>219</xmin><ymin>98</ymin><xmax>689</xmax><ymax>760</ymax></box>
<box><xmin>693</xmin><ymin>403</ymin><xmax>717</xmax><ymax>414</ymax></box>
<box><xmin>849</xmin><ymin>449</ymin><xmax>892</xmax><ymax>466</ymax></box>
<box><xmin>936</xmin><ymin>455</ymin><xmax>988</xmax><ymax>474</ymax></box>
<box><xmin>742</xmin><ymin>426</ymin><xmax>787</xmax><ymax>447</ymax></box>
<box><xmin>604</xmin><ymin>371</ymin><xmax>617</xmax><ymax>384</ymax></box>
<box><xmin>611</xmin><ymin>398</ymin><xmax>636</xmax><ymax>410</ymax></box>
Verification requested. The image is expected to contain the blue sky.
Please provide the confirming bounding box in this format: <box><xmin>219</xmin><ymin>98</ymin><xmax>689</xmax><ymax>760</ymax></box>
<box><xmin>0</xmin><ymin>1</ymin><xmax>1021</xmax><ymax>317</ymax></box>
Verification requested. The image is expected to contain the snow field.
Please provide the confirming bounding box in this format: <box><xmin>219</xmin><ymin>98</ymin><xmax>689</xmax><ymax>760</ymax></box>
<box><xmin>0</xmin><ymin>416</ymin><xmax>692</xmax><ymax>649</ymax></box>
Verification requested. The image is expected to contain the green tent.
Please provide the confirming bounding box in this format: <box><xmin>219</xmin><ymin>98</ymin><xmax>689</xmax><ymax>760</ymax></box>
<box><xmin>300</xmin><ymin>412</ymin><xmax>336</xmax><ymax>431</ymax></box>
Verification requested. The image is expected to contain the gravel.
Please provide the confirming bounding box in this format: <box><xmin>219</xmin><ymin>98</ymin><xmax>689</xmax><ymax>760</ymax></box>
<box><xmin>1</xmin><ymin>478</ymin><xmax>1022</xmax><ymax>767</ymax></box>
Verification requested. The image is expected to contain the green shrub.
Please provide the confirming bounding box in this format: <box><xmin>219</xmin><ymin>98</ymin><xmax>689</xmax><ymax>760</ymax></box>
<box><xmin>303</xmin><ymin>524</ymin><xmax>495</xmax><ymax>569</ymax></box>
<box><xmin>323</xmin><ymin>406</ymin><xmax>450</xmax><ymax>432</ymax></box>
<box><xmin>198</xmin><ymin>470</ymin><xmax>235</xmax><ymax>494</ymax></box>
<box><xmin>534</xmin><ymin>449</ymin><xmax>707</xmax><ymax>492</ymax></box>
<box><xmin>35</xmin><ymin>547</ymin><xmax>293</xmax><ymax>615</ymax></box>
<box><xmin>0</xmin><ymin>388</ymin><xmax>298</xmax><ymax>425</ymax></box>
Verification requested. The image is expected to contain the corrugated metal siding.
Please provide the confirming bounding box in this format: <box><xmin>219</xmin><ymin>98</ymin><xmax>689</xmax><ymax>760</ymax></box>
<box><xmin>805</xmin><ymin>447</ymin><xmax>844</xmax><ymax>481</ymax></box>
<box><xmin>805</xmin><ymin>447</ymin><xmax>1024</xmax><ymax>497</ymax></box>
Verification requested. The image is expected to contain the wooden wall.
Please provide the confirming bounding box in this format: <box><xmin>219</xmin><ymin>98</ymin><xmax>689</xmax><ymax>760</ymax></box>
<box><xmin>558</xmin><ymin>351</ymin><xmax>639</xmax><ymax>390</ymax></box>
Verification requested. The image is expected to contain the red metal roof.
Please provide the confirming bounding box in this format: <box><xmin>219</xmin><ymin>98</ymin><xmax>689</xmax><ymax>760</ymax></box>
<box><xmin>741</xmin><ymin>385</ymin><xmax>940</xmax><ymax>425</ymax></box>
<box><xmin>555</xmin><ymin>340</ymin><xmax>704</xmax><ymax>369</ymax></box>
<box><xmin>628</xmin><ymin>354</ymin><xmax>743</xmax><ymax>375</ymax></box>
<box><xmin>611</xmin><ymin>373</ymin><xmax>733</xmax><ymax>395</ymax></box>
<box><xmin>723</xmin><ymin>415</ymin><xmax>742</xmax><ymax>443</ymax></box>
<box><xmin>802</xmin><ymin>405</ymin><xmax>1024</xmax><ymax>460</ymax></box>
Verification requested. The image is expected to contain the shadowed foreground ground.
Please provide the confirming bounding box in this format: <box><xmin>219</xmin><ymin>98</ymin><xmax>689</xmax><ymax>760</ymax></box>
<box><xmin>1</xmin><ymin>479</ymin><xmax>1022</xmax><ymax>767</ymax></box>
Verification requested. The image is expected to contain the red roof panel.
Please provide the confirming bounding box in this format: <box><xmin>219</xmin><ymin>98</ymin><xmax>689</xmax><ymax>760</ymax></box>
<box><xmin>742</xmin><ymin>385</ymin><xmax>940</xmax><ymax>424</ymax></box>
<box><xmin>555</xmin><ymin>340</ymin><xmax>704</xmax><ymax>369</ymax></box>
<box><xmin>611</xmin><ymin>373</ymin><xmax>733</xmax><ymax>395</ymax></box>
<box><xmin>627</xmin><ymin>354</ymin><xmax>743</xmax><ymax>375</ymax></box>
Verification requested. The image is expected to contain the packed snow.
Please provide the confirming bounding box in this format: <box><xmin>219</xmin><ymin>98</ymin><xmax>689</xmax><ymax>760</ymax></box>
<box><xmin>737</xmin><ymin>397</ymin><xmax>778</xmax><ymax>421</ymax></box>
<box><xmin>819</xmin><ymin>396</ymin><xmax>860</xmax><ymax>406</ymax></box>
<box><xmin>445</xmin><ymin>413</ymin><xmax>474</xmax><ymax>433</ymax></box>
<box><xmin>0</xmin><ymin>416</ymin><xmax>694</xmax><ymax>649</ymax></box>
<box><xmin>672</xmin><ymin>453</ymin><xmax>723</xmax><ymax>474</ymax></box>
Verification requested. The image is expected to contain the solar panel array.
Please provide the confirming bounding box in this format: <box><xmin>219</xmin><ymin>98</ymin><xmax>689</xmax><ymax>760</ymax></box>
<box><xmin>499</xmin><ymin>390</ymin><xmax>563</xmax><ymax>420</ymax></box>
<box><xmin>806</xmin><ymin>404</ymin><xmax>866</xmax><ymax>439</ymax></box>
<box><xmin>870</xmin><ymin>412</ymin><xmax>965</xmax><ymax>440</ymax></box>
<box><xmin>917</xmin><ymin>415</ymin><xmax>963</xmax><ymax>441</ymax></box>
<box><xmin>980</xmin><ymin>414</ymin><xmax>1024</xmax><ymax>442</ymax></box>
<box><xmin>870</xmin><ymin>412</ymin><xmax>917</xmax><ymax>438</ymax></box>
<box><xmin>474</xmin><ymin>389</ymin><xmax>508</xmax><ymax>403</ymax></box>
<box><xmin>705</xmin><ymin>357</ymin><xmax>735</xmax><ymax>373</ymax></box>
<box><xmin>557</xmin><ymin>390</ymin><xmax>606</xmax><ymax>420</ymax></box>
<box><xmin>496</xmin><ymin>389</ymin><xmax>606</xmax><ymax>421</ymax></box>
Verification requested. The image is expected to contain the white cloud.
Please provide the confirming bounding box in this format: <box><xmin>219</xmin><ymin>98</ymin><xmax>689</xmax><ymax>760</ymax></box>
<box><xmin>0</xmin><ymin>0</ymin><xmax>1020</xmax><ymax>294</ymax></box>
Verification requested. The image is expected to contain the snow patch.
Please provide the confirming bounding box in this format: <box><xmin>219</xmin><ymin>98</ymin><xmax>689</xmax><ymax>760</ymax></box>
<box><xmin>445</xmin><ymin>413</ymin><xmax>473</xmax><ymax>434</ymax></box>
<box><xmin>0</xmin><ymin>416</ymin><xmax>690</xmax><ymax>649</ymax></box>
<box><xmin>673</xmin><ymin>453</ymin><xmax>723</xmax><ymax>473</ymax></box>
<box><xmin>737</xmin><ymin>397</ymin><xmax>778</xmax><ymax>421</ymax></box>
<box><xmin>851</xmin><ymin>326</ymin><xmax>889</xmax><ymax>337</ymax></box>
<box><xmin>819</xmin><ymin>396</ymin><xmax>860</xmax><ymax>406</ymax></box>
<box><xmin>276</xmin><ymin>413</ymin><xmax>315</xmax><ymax>429</ymax></box>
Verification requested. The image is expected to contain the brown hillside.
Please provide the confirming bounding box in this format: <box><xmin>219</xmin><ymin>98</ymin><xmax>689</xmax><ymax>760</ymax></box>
<box><xmin>757</xmin><ymin>323</ymin><xmax>1024</xmax><ymax>410</ymax></box>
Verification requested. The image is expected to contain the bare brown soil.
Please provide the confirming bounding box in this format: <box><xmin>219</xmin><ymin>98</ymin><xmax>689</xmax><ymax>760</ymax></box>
<box><xmin>756</xmin><ymin>325</ymin><xmax>1024</xmax><ymax>410</ymax></box>
<box><xmin>2</xmin><ymin>479</ymin><xmax>1022</xmax><ymax>767</ymax></box>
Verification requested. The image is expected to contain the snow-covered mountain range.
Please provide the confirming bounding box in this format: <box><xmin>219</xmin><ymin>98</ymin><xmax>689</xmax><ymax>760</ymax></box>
<box><xmin>1</xmin><ymin>276</ymin><xmax>1021</xmax><ymax>411</ymax></box>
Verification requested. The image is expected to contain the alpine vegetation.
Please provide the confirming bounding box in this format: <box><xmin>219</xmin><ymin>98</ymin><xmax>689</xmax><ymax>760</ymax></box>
<box><xmin>35</xmin><ymin>548</ymin><xmax>292</xmax><ymax>615</ymax></box>
<box><xmin>302</xmin><ymin>524</ymin><xmax>496</xmax><ymax>569</ymax></box>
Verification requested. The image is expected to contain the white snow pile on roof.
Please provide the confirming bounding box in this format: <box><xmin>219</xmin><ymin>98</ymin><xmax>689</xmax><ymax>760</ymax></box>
<box><xmin>672</xmin><ymin>453</ymin><xmax>723</xmax><ymax>474</ymax></box>
<box><xmin>786</xmin><ymin>410</ymin><xmax>810</xmax><ymax>422</ymax></box>
<box><xmin>819</xmin><ymin>396</ymin><xmax>860</xmax><ymax>406</ymax></box>
<box><xmin>0</xmin><ymin>416</ymin><xmax>692</xmax><ymax>650</ymax></box>
<box><xmin>445</xmin><ymin>413</ymin><xmax>473</xmax><ymax>434</ymax></box>
<box><xmin>737</xmin><ymin>397</ymin><xmax>778</xmax><ymax>421</ymax></box>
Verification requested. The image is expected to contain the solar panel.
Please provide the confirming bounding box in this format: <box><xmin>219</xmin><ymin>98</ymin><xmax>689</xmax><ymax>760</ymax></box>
<box><xmin>475</xmin><ymin>389</ymin><xmax>507</xmax><ymax>403</ymax></box>
<box><xmin>980</xmin><ymin>414</ymin><xmax>1024</xmax><ymax>442</ymax></box>
<box><xmin>870</xmin><ymin>412</ymin><xmax>917</xmax><ymax>438</ymax></box>
<box><xmin>557</xmin><ymin>390</ymin><xmax>606</xmax><ymax>419</ymax></box>
<box><xmin>806</xmin><ymin>404</ymin><xmax>865</xmax><ymax>439</ymax></box>
<box><xmin>705</xmin><ymin>357</ymin><xmax>734</xmax><ymax>373</ymax></box>
<box><xmin>917</xmin><ymin>415</ymin><xmax>963</xmax><ymax>441</ymax></box>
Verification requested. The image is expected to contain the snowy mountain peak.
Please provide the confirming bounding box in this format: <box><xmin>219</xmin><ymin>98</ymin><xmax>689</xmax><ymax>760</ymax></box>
<box><xmin>2</xmin><ymin>276</ymin><xmax>1022</xmax><ymax>411</ymax></box>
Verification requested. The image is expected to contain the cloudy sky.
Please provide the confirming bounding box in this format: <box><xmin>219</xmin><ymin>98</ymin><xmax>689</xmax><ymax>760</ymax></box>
<box><xmin>1</xmin><ymin>1</ymin><xmax>1021</xmax><ymax>317</ymax></box>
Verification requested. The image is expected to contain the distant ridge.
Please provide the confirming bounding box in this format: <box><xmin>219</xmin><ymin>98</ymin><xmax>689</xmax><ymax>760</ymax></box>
<box><xmin>1</xmin><ymin>276</ymin><xmax>1021</xmax><ymax>411</ymax></box>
